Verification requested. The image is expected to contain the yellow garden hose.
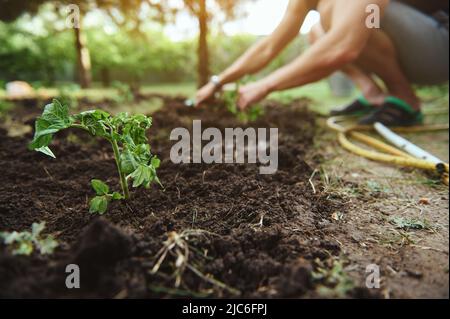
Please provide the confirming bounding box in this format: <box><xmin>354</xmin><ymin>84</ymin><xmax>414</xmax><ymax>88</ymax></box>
<box><xmin>349</xmin><ymin>131</ymin><xmax>414</xmax><ymax>158</ymax></box>
<box><xmin>326</xmin><ymin>116</ymin><xmax>449</xmax><ymax>185</ymax></box>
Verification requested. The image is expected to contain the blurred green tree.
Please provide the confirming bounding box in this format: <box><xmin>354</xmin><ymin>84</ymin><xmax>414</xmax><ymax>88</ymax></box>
<box><xmin>0</xmin><ymin>0</ymin><xmax>93</xmax><ymax>88</ymax></box>
<box><xmin>0</xmin><ymin>12</ymin><xmax>76</xmax><ymax>85</ymax></box>
<box><xmin>0</xmin><ymin>0</ymin><xmax>154</xmax><ymax>88</ymax></box>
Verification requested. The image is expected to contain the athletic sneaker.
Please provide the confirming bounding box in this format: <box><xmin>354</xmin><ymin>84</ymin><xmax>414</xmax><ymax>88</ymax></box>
<box><xmin>330</xmin><ymin>96</ymin><xmax>374</xmax><ymax>116</ymax></box>
<box><xmin>358</xmin><ymin>96</ymin><xmax>424</xmax><ymax>126</ymax></box>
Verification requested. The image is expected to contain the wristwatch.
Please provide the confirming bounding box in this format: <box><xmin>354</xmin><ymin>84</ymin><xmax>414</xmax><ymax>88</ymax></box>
<box><xmin>210</xmin><ymin>75</ymin><xmax>222</xmax><ymax>89</ymax></box>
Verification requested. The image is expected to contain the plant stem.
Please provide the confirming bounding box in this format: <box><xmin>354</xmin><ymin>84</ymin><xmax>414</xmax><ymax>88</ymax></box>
<box><xmin>71</xmin><ymin>124</ymin><xmax>90</xmax><ymax>132</ymax></box>
<box><xmin>111</xmin><ymin>139</ymin><xmax>130</xmax><ymax>200</ymax></box>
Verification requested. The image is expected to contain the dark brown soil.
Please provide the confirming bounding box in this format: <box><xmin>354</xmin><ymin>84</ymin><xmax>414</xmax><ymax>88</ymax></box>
<box><xmin>0</xmin><ymin>97</ymin><xmax>363</xmax><ymax>298</ymax></box>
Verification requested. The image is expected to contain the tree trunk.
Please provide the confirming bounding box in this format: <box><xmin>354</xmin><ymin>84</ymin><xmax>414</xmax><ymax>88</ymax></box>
<box><xmin>74</xmin><ymin>14</ymin><xmax>92</xmax><ymax>89</ymax></box>
<box><xmin>197</xmin><ymin>0</ymin><xmax>210</xmax><ymax>88</ymax></box>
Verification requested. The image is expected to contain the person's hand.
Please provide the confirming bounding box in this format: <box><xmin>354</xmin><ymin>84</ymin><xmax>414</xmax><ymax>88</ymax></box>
<box><xmin>195</xmin><ymin>82</ymin><xmax>217</xmax><ymax>107</ymax></box>
<box><xmin>237</xmin><ymin>81</ymin><xmax>271</xmax><ymax>111</ymax></box>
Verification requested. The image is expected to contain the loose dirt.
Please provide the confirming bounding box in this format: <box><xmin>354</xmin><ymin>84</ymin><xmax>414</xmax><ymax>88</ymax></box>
<box><xmin>2</xmin><ymin>96</ymin><xmax>445</xmax><ymax>298</ymax></box>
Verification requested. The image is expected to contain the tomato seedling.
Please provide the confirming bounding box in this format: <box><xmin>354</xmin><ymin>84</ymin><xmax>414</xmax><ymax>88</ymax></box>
<box><xmin>29</xmin><ymin>99</ymin><xmax>162</xmax><ymax>214</ymax></box>
<box><xmin>0</xmin><ymin>222</ymin><xmax>58</xmax><ymax>256</ymax></box>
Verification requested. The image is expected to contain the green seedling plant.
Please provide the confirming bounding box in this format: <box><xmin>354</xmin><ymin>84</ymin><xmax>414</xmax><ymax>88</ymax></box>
<box><xmin>90</xmin><ymin>179</ymin><xmax>125</xmax><ymax>214</ymax></box>
<box><xmin>312</xmin><ymin>259</ymin><xmax>355</xmax><ymax>298</ymax></box>
<box><xmin>0</xmin><ymin>222</ymin><xmax>58</xmax><ymax>256</ymax></box>
<box><xmin>29</xmin><ymin>99</ymin><xmax>161</xmax><ymax>214</ymax></box>
<box><xmin>222</xmin><ymin>81</ymin><xmax>264</xmax><ymax>123</ymax></box>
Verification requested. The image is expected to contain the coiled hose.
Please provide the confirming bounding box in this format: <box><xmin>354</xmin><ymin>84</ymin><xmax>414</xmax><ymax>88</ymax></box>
<box><xmin>326</xmin><ymin>116</ymin><xmax>449</xmax><ymax>186</ymax></box>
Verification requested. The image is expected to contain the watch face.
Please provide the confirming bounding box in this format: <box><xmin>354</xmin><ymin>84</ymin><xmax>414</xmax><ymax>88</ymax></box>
<box><xmin>211</xmin><ymin>75</ymin><xmax>220</xmax><ymax>85</ymax></box>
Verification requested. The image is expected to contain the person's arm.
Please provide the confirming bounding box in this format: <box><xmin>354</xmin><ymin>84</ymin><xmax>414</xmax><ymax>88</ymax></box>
<box><xmin>238</xmin><ymin>0</ymin><xmax>389</xmax><ymax>109</ymax></box>
<box><xmin>219</xmin><ymin>0</ymin><xmax>312</xmax><ymax>84</ymax></box>
<box><xmin>195</xmin><ymin>0</ymin><xmax>312</xmax><ymax>106</ymax></box>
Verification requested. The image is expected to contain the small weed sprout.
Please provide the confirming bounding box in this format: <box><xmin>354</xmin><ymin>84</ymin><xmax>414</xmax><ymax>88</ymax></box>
<box><xmin>312</xmin><ymin>259</ymin><xmax>355</xmax><ymax>298</ymax></box>
<box><xmin>390</xmin><ymin>216</ymin><xmax>432</xmax><ymax>231</ymax></box>
<box><xmin>0</xmin><ymin>222</ymin><xmax>58</xmax><ymax>256</ymax></box>
<box><xmin>29</xmin><ymin>99</ymin><xmax>162</xmax><ymax>214</ymax></box>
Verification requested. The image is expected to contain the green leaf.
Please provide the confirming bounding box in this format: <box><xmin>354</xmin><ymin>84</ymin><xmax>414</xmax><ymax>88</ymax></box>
<box><xmin>33</xmin><ymin>127</ymin><xmax>61</xmax><ymax>139</ymax></box>
<box><xmin>120</xmin><ymin>148</ymin><xmax>139</xmax><ymax>175</ymax></box>
<box><xmin>0</xmin><ymin>231</ymin><xmax>21</xmax><ymax>244</ymax></box>
<box><xmin>154</xmin><ymin>175</ymin><xmax>163</xmax><ymax>189</ymax></box>
<box><xmin>115</xmin><ymin>113</ymin><xmax>152</xmax><ymax>146</ymax></box>
<box><xmin>41</xmin><ymin>99</ymin><xmax>71</xmax><ymax>125</ymax></box>
<box><xmin>35</xmin><ymin>146</ymin><xmax>56</xmax><ymax>158</ymax></box>
<box><xmin>31</xmin><ymin>222</ymin><xmax>45</xmax><ymax>237</ymax></box>
<box><xmin>75</xmin><ymin>110</ymin><xmax>111</xmax><ymax>137</ymax></box>
<box><xmin>135</xmin><ymin>144</ymin><xmax>151</xmax><ymax>163</ymax></box>
<box><xmin>91</xmin><ymin>179</ymin><xmax>110</xmax><ymax>196</ymax></box>
<box><xmin>40</xmin><ymin>104</ymin><xmax>73</xmax><ymax>132</ymax></box>
<box><xmin>29</xmin><ymin>100</ymin><xmax>74</xmax><ymax>156</ymax></box>
<box><xmin>111</xmin><ymin>112</ymin><xmax>128</xmax><ymax>124</ymax></box>
<box><xmin>129</xmin><ymin>164</ymin><xmax>152</xmax><ymax>188</ymax></box>
<box><xmin>111</xmin><ymin>192</ymin><xmax>124</xmax><ymax>200</ymax></box>
<box><xmin>37</xmin><ymin>236</ymin><xmax>58</xmax><ymax>255</ymax></box>
<box><xmin>29</xmin><ymin>119</ymin><xmax>55</xmax><ymax>151</ymax></box>
<box><xmin>151</xmin><ymin>156</ymin><xmax>161</xmax><ymax>169</ymax></box>
<box><xmin>0</xmin><ymin>230</ymin><xmax>33</xmax><ymax>255</ymax></box>
<box><xmin>14</xmin><ymin>241</ymin><xmax>34</xmax><ymax>256</ymax></box>
<box><xmin>88</xmin><ymin>109</ymin><xmax>110</xmax><ymax>120</ymax></box>
<box><xmin>89</xmin><ymin>196</ymin><xmax>109</xmax><ymax>214</ymax></box>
